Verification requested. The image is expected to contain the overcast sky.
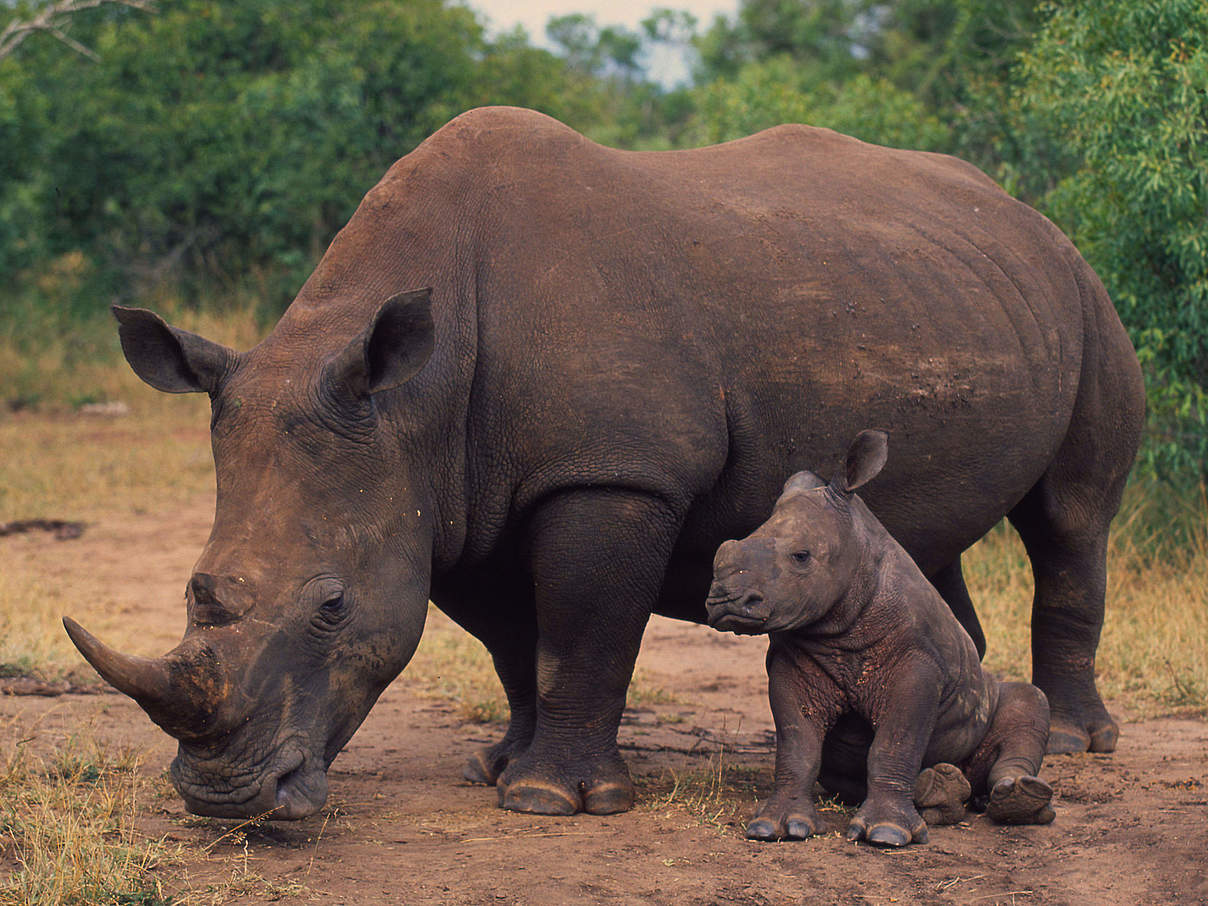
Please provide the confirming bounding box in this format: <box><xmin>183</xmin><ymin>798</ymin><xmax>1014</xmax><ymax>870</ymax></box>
<box><xmin>466</xmin><ymin>0</ymin><xmax>739</xmax><ymax>41</ymax></box>
<box><xmin>465</xmin><ymin>0</ymin><xmax>740</xmax><ymax>84</ymax></box>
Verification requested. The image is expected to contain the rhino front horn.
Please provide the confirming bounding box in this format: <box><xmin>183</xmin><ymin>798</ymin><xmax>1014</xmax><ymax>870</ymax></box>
<box><xmin>62</xmin><ymin>617</ymin><xmax>215</xmax><ymax>738</ymax></box>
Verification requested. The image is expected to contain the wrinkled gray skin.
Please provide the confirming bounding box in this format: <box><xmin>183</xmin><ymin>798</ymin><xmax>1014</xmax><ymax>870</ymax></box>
<box><xmin>65</xmin><ymin>107</ymin><xmax>1144</xmax><ymax>820</ymax></box>
<box><xmin>708</xmin><ymin>430</ymin><xmax>1053</xmax><ymax>847</ymax></box>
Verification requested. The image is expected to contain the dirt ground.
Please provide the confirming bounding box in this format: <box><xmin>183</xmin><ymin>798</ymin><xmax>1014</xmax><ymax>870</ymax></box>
<box><xmin>3</xmin><ymin>496</ymin><xmax>1207</xmax><ymax>905</ymax></box>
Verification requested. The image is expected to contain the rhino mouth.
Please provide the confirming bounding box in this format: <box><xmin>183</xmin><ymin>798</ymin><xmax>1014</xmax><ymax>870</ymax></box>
<box><xmin>172</xmin><ymin>741</ymin><xmax>328</xmax><ymax>820</ymax></box>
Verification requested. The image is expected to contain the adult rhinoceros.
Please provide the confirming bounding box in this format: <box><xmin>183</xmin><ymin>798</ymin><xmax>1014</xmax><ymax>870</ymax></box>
<box><xmin>65</xmin><ymin>107</ymin><xmax>1144</xmax><ymax>820</ymax></box>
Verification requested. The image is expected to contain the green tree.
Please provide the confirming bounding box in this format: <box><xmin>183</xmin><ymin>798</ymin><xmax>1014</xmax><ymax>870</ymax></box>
<box><xmin>686</xmin><ymin>54</ymin><xmax>948</xmax><ymax>149</ymax></box>
<box><xmin>1007</xmin><ymin>0</ymin><xmax>1208</xmax><ymax>477</ymax></box>
<box><xmin>0</xmin><ymin>0</ymin><xmax>605</xmax><ymax>320</ymax></box>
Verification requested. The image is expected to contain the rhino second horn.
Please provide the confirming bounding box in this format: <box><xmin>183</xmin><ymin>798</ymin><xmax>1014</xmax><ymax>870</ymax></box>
<box><xmin>62</xmin><ymin>617</ymin><xmax>211</xmax><ymax>736</ymax></box>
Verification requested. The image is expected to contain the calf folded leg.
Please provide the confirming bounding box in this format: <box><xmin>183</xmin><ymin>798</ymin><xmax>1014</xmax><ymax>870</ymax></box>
<box><xmin>913</xmin><ymin>762</ymin><xmax>970</xmax><ymax>826</ymax></box>
<box><xmin>965</xmin><ymin>681</ymin><xmax>1054</xmax><ymax>825</ymax></box>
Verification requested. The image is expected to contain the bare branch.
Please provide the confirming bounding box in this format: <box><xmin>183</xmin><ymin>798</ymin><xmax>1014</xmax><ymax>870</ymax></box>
<box><xmin>0</xmin><ymin>0</ymin><xmax>155</xmax><ymax>63</ymax></box>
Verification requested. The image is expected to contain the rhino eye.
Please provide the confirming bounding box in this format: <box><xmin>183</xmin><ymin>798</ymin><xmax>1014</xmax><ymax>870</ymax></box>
<box><xmin>790</xmin><ymin>550</ymin><xmax>812</xmax><ymax>566</ymax></box>
<box><xmin>315</xmin><ymin>592</ymin><xmax>348</xmax><ymax>627</ymax></box>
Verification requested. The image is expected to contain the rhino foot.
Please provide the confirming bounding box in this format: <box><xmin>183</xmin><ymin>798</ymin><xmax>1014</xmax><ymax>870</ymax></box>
<box><xmin>464</xmin><ymin>736</ymin><xmax>531</xmax><ymax>786</ymax></box>
<box><xmin>986</xmin><ymin>775</ymin><xmax>1055</xmax><ymax>825</ymax></box>
<box><xmin>1045</xmin><ymin>697</ymin><xmax>1118</xmax><ymax>754</ymax></box>
<box><xmin>497</xmin><ymin>751</ymin><xmax>634</xmax><ymax>816</ymax></box>
<box><xmin>913</xmin><ymin>763</ymin><xmax>970</xmax><ymax>826</ymax></box>
<box><xmin>1047</xmin><ymin>713</ymin><xmax>1118</xmax><ymax>754</ymax></box>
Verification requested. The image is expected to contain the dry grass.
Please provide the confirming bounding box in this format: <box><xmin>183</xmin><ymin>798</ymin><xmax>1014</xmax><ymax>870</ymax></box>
<box><xmin>967</xmin><ymin>484</ymin><xmax>1208</xmax><ymax>718</ymax></box>
<box><xmin>0</xmin><ymin>718</ymin><xmax>178</xmax><ymax>905</ymax></box>
<box><xmin>0</xmin><ymin>568</ymin><xmax>97</xmax><ymax>684</ymax></box>
<box><xmin>0</xmin><ymin>304</ymin><xmax>265</xmax><ymax>524</ymax></box>
<box><xmin>407</xmin><ymin>608</ymin><xmax>509</xmax><ymax>724</ymax></box>
<box><xmin>0</xmin><ymin>287</ymin><xmax>268</xmax><ymax>418</ymax></box>
<box><xmin>640</xmin><ymin>751</ymin><xmax>766</xmax><ymax>835</ymax></box>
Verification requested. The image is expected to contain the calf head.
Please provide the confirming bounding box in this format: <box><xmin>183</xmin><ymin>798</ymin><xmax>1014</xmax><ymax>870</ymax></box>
<box><xmin>706</xmin><ymin>429</ymin><xmax>889</xmax><ymax>634</ymax></box>
<box><xmin>65</xmin><ymin>289</ymin><xmax>438</xmax><ymax>819</ymax></box>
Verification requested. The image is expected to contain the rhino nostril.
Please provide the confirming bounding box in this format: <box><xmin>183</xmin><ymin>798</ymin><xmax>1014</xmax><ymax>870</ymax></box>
<box><xmin>189</xmin><ymin>574</ymin><xmax>216</xmax><ymax>606</ymax></box>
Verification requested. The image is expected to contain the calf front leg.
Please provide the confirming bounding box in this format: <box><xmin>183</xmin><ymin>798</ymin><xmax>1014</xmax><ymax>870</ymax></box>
<box><xmin>747</xmin><ymin>645</ymin><xmax>842</xmax><ymax>841</ymax></box>
<box><xmin>495</xmin><ymin>488</ymin><xmax>683</xmax><ymax>816</ymax></box>
<box><xmin>847</xmin><ymin>661</ymin><xmax>942</xmax><ymax>847</ymax></box>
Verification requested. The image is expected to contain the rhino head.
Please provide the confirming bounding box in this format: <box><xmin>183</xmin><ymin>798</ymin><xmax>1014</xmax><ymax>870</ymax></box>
<box><xmin>65</xmin><ymin>289</ymin><xmax>439</xmax><ymax>819</ymax></box>
<box><xmin>706</xmin><ymin>429</ymin><xmax>889</xmax><ymax>634</ymax></box>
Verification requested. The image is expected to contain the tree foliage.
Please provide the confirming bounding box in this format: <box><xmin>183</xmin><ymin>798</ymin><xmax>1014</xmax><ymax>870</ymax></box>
<box><xmin>1002</xmin><ymin>0</ymin><xmax>1208</xmax><ymax>477</ymax></box>
<box><xmin>2</xmin><ymin>0</ymin><xmax>1205</xmax><ymax>476</ymax></box>
<box><xmin>0</xmin><ymin>0</ymin><xmax>603</xmax><ymax>314</ymax></box>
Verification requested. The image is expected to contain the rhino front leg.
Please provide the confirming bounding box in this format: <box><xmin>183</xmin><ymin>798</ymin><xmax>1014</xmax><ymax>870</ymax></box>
<box><xmin>495</xmin><ymin>488</ymin><xmax>682</xmax><ymax>816</ymax></box>
<box><xmin>433</xmin><ymin>568</ymin><xmax>540</xmax><ymax>785</ymax></box>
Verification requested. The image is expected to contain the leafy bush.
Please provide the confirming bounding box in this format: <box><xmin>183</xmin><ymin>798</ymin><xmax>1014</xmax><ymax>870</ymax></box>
<box><xmin>1007</xmin><ymin>0</ymin><xmax>1208</xmax><ymax>479</ymax></box>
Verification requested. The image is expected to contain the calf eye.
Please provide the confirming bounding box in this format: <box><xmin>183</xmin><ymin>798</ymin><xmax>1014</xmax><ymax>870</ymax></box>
<box><xmin>790</xmin><ymin>550</ymin><xmax>811</xmax><ymax>566</ymax></box>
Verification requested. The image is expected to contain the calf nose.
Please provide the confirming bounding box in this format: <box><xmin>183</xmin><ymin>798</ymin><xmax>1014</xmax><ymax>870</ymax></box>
<box><xmin>712</xmin><ymin>536</ymin><xmax>776</xmax><ymax>579</ymax></box>
<box><xmin>190</xmin><ymin>573</ymin><xmax>218</xmax><ymax>606</ymax></box>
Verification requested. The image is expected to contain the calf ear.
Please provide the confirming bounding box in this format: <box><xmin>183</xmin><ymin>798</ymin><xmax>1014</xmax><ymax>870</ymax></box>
<box><xmin>327</xmin><ymin>288</ymin><xmax>434</xmax><ymax>397</ymax></box>
<box><xmin>113</xmin><ymin>307</ymin><xmax>235</xmax><ymax>394</ymax></box>
<box><xmin>832</xmin><ymin>429</ymin><xmax>889</xmax><ymax>494</ymax></box>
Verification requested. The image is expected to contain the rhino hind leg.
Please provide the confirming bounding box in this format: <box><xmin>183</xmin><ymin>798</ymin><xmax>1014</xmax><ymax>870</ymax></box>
<box><xmin>1010</xmin><ymin>288</ymin><xmax>1144</xmax><ymax>754</ymax></box>
<box><xmin>1009</xmin><ymin>475</ymin><xmax>1126</xmax><ymax>754</ymax></box>
<box><xmin>494</xmin><ymin>488</ymin><xmax>684</xmax><ymax>816</ymax></box>
<box><xmin>1008</xmin><ymin>393</ymin><xmax>1142</xmax><ymax>753</ymax></box>
<box><xmin>929</xmin><ymin>559</ymin><xmax>986</xmax><ymax>659</ymax></box>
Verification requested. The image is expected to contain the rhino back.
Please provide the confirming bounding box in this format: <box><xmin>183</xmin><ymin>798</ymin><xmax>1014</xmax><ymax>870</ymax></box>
<box><xmin>271</xmin><ymin>108</ymin><xmax>1129</xmax><ymax>580</ymax></box>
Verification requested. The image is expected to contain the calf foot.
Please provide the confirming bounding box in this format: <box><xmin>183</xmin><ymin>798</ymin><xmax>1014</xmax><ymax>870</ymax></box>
<box><xmin>987</xmin><ymin>775</ymin><xmax>1055</xmax><ymax>825</ymax></box>
<box><xmin>913</xmin><ymin>763</ymin><xmax>970</xmax><ymax>826</ymax></box>
<box><xmin>746</xmin><ymin>797</ymin><xmax>822</xmax><ymax>841</ymax></box>
<box><xmin>496</xmin><ymin>750</ymin><xmax>634</xmax><ymax>816</ymax></box>
<box><xmin>846</xmin><ymin>799</ymin><xmax>928</xmax><ymax>847</ymax></box>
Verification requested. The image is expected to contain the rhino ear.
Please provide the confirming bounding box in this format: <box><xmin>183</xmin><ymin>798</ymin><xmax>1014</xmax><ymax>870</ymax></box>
<box><xmin>113</xmin><ymin>306</ymin><xmax>235</xmax><ymax>394</ymax></box>
<box><xmin>831</xmin><ymin>429</ymin><xmax>889</xmax><ymax>495</ymax></box>
<box><xmin>328</xmin><ymin>288</ymin><xmax>434</xmax><ymax>397</ymax></box>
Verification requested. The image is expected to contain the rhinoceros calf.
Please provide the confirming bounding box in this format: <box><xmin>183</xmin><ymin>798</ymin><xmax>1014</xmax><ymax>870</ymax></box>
<box><xmin>65</xmin><ymin>107</ymin><xmax>1142</xmax><ymax>820</ymax></box>
<box><xmin>708</xmin><ymin>430</ymin><xmax>1055</xmax><ymax>846</ymax></box>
